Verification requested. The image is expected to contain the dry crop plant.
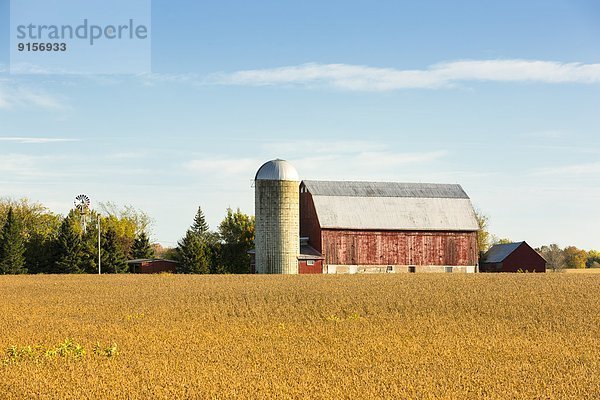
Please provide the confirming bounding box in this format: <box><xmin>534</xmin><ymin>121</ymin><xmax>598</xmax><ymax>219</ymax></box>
<box><xmin>0</xmin><ymin>273</ymin><xmax>599</xmax><ymax>399</ymax></box>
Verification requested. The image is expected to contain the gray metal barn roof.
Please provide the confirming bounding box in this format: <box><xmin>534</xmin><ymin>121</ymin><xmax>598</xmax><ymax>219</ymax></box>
<box><xmin>481</xmin><ymin>242</ymin><xmax>524</xmax><ymax>263</ymax></box>
<box><xmin>302</xmin><ymin>180</ymin><xmax>479</xmax><ymax>231</ymax></box>
<box><xmin>302</xmin><ymin>180</ymin><xmax>469</xmax><ymax>199</ymax></box>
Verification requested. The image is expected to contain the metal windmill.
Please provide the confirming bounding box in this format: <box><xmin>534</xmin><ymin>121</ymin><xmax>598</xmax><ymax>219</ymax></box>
<box><xmin>74</xmin><ymin>194</ymin><xmax>91</xmax><ymax>233</ymax></box>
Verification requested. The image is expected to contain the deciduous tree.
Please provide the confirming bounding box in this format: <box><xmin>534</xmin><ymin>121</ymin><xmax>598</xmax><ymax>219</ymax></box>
<box><xmin>491</xmin><ymin>236</ymin><xmax>513</xmax><ymax>246</ymax></box>
<box><xmin>537</xmin><ymin>244</ymin><xmax>565</xmax><ymax>272</ymax></box>
<box><xmin>218</xmin><ymin>208</ymin><xmax>255</xmax><ymax>274</ymax></box>
<box><xmin>563</xmin><ymin>246</ymin><xmax>587</xmax><ymax>269</ymax></box>
<box><xmin>587</xmin><ymin>250</ymin><xmax>600</xmax><ymax>268</ymax></box>
<box><xmin>99</xmin><ymin>202</ymin><xmax>152</xmax><ymax>258</ymax></box>
<box><xmin>474</xmin><ymin>208</ymin><xmax>490</xmax><ymax>257</ymax></box>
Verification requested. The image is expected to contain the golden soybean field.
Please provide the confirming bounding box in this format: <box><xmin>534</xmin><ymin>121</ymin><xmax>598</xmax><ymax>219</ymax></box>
<box><xmin>1</xmin><ymin>274</ymin><xmax>599</xmax><ymax>399</ymax></box>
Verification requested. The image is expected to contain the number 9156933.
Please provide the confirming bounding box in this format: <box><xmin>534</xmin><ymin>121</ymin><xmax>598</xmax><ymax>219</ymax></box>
<box><xmin>17</xmin><ymin>43</ymin><xmax>67</xmax><ymax>51</ymax></box>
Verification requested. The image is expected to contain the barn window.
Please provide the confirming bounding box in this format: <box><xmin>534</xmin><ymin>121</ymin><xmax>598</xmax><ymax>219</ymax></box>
<box><xmin>307</xmin><ymin>260</ymin><xmax>315</xmax><ymax>266</ymax></box>
<box><xmin>386</xmin><ymin>266</ymin><xmax>393</xmax><ymax>273</ymax></box>
<box><xmin>445</xmin><ymin>266</ymin><xmax>453</xmax><ymax>273</ymax></box>
<box><xmin>408</xmin><ymin>266</ymin><xmax>416</xmax><ymax>273</ymax></box>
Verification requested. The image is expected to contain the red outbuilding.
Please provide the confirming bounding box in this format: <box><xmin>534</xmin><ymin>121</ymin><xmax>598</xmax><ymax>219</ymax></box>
<box><xmin>298</xmin><ymin>237</ymin><xmax>325</xmax><ymax>274</ymax></box>
<box><xmin>479</xmin><ymin>241</ymin><xmax>546</xmax><ymax>273</ymax></box>
<box><xmin>127</xmin><ymin>259</ymin><xmax>178</xmax><ymax>274</ymax></box>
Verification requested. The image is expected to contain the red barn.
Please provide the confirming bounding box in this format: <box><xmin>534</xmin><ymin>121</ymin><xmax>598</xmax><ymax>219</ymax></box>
<box><xmin>300</xmin><ymin>180</ymin><xmax>479</xmax><ymax>273</ymax></box>
<box><xmin>127</xmin><ymin>259</ymin><xmax>178</xmax><ymax>274</ymax></box>
<box><xmin>480</xmin><ymin>241</ymin><xmax>546</xmax><ymax>273</ymax></box>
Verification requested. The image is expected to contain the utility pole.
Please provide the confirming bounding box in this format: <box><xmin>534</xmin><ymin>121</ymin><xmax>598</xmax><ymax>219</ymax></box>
<box><xmin>97</xmin><ymin>214</ymin><xmax>101</xmax><ymax>275</ymax></box>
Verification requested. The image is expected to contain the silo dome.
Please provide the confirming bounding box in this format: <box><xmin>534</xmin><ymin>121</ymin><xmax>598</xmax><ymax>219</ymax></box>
<box><xmin>255</xmin><ymin>159</ymin><xmax>300</xmax><ymax>181</ymax></box>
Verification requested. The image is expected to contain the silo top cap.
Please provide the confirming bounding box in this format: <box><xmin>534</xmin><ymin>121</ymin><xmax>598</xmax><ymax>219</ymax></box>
<box><xmin>255</xmin><ymin>159</ymin><xmax>300</xmax><ymax>181</ymax></box>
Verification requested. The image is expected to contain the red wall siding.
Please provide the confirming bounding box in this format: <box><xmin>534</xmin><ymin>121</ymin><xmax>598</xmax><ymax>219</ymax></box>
<box><xmin>299</xmin><ymin>260</ymin><xmax>323</xmax><ymax>274</ymax></box>
<box><xmin>140</xmin><ymin>260</ymin><xmax>178</xmax><ymax>274</ymax></box>
<box><xmin>321</xmin><ymin>229</ymin><xmax>478</xmax><ymax>266</ymax></box>
<box><xmin>300</xmin><ymin>191</ymin><xmax>322</xmax><ymax>252</ymax></box>
<box><xmin>501</xmin><ymin>244</ymin><xmax>546</xmax><ymax>272</ymax></box>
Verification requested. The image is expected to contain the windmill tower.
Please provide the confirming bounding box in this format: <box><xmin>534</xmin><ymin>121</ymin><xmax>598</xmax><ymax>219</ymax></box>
<box><xmin>74</xmin><ymin>194</ymin><xmax>91</xmax><ymax>233</ymax></box>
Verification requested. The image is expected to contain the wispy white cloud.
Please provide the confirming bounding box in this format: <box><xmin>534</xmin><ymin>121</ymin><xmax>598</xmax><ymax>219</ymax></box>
<box><xmin>183</xmin><ymin>144</ymin><xmax>448</xmax><ymax>183</ymax></box>
<box><xmin>0</xmin><ymin>154</ymin><xmax>38</xmax><ymax>175</ymax></box>
<box><xmin>532</xmin><ymin>161</ymin><xmax>600</xmax><ymax>177</ymax></box>
<box><xmin>0</xmin><ymin>154</ymin><xmax>73</xmax><ymax>178</ymax></box>
<box><xmin>0</xmin><ymin>137</ymin><xmax>79</xmax><ymax>144</ymax></box>
<box><xmin>0</xmin><ymin>152</ymin><xmax>157</xmax><ymax>183</ymax></box>
<box><xmin>0</xmin><ymin>84</ymin><xmax>65</xmax><ymax>110</ymax></box>
<box><xmin>8</xmin><ymin>63</ymin><xmax>58</xmax><ymax>75</ymax></box>
<box><xmin>210</xmin><ymin>59</ymin><xmax>600</xmax><ymax>91</ymax></box>
<box><xmin>0</xmin><ymin>63</ymin><xmax>66</xmax><ymax>109</ymax></box>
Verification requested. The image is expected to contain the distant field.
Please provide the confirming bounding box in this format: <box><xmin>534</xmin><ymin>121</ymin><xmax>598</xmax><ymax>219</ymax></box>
<box><xmin>561</xmin><ymin>268</ymin><xmax>600</xmax><ymax>274</ymax></box>
<box><xmin>1</xmin><ymin>274</ymin><xmax>599</xmax><ymax>399</ymax></box>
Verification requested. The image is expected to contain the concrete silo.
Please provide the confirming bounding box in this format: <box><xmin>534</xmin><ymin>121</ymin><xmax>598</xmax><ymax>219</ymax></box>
<box><xmin>254</xmin><ymin>159</ymin><xmax>300</xmax><ymax>274</ymax></box>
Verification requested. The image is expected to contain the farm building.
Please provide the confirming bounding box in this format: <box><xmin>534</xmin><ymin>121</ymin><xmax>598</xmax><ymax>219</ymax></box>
<box><xmin>300</xmin><ymin>180</ymin><xmax>479</xmax><ymax>273</ymax></box>
<box><xmin>480</xmin><ymin>241</ymin><xmax>546</xmax><ymax>273</ymax></box>
<box><xmin>252</xmin><ymin>159</ymin><xmax>480</xmax><ymax>274</ymax></box>
<box><xmin>126</xmin><ymin>259</ymin><xmax>178</xmax><ymax>274</ymax></box>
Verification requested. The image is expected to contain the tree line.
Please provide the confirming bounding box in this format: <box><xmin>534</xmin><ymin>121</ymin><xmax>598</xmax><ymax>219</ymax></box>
<box><xmin>1</xmin><ymin>199</ymin><xmax>595</xmax><ymax>274</ymax></box>
<box><xmin>536</xmin><ymin>245</ymin><xmax>600</xmax><ymax>271</ymax></box>
<box><xmin>0</xmin><ymin>198</ymin><xmax>255</xmax><ymax>275</ymax></box>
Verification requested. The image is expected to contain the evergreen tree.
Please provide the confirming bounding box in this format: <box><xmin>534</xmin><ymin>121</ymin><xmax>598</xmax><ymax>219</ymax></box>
<box><xmin>176</xmin><ymin>229</ymin><xmax>210</xmax><ymax>274</ymax></box>
<box><xmin>191</xmin><ymin>206</ymin><xmax>210</xmax><ymax>236</ymax></box>
<box><xmin>131</xmin><ymin>231</ymin><xmax>155</xmax><ymax>259</ymax></box>
<box><xmin>208</xmin><ymin>241</ymin><xmax>227</xmax><ymax>274</ymax></box>
<box><xmin>80</xmin><ymin>225</ymin><xmax>99</xmax><ymax>274</ymax></box>
<box><xmin>25</xmin><ymin>232</ymin><xmax>56</xmax><ymax>274</ymax></box>
<box><xmin>53</xmin><ymin>213</ymin><xmax>85</xmax><ymax>274</ymax></box>
<box><xmin>101</xmin><ymin>227</ymin><xmax>128</xmax><ymax>273</ymax></box>
<box><xmin>0</xmin><ymin>208</ymin><xmax>27</xmax><ymax>274</ymax></box>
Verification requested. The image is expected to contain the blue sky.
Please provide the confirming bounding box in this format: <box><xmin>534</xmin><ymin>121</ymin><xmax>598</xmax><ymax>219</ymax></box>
<box><xmin>0</xmin><ymin>0</ymin><xmax>599</xmax><ymax>249</ymax></box>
